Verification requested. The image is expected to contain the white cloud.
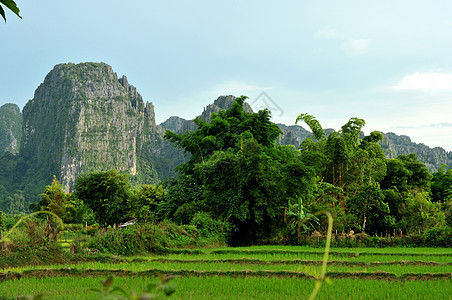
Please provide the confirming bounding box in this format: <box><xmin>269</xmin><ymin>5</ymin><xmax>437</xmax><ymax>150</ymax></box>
<box><xmin>394</xmin><ymin>72</ymin><xmax>452</xmax><ymax>90</ymax></box>
<box><xmin>341</xmin><ymin>38</ymin><xmax>371</xmax><ymax>55</ymax></box>
<box><xmin>315</xmin><ymin>28</ymin><xmax>371</xmax><ymax>55</ymax></box>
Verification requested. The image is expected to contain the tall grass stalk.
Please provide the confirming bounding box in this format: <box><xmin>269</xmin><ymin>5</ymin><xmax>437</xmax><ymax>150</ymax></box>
<box><xmin>308</xmin><ymin>210</ymin><xmax>333</xmax><ymax>300</ymax></box>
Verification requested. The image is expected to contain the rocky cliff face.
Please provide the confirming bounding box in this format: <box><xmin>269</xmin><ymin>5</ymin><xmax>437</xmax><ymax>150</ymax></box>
<box><xmin>276</xmin><ymin>124</ymin><xmax>312</xmax><ymax>148</ymax></box>
<box><xmin>21</xmin><ymin>62</ymin><xmax>161</xmax><ymax>190</ymax></box>
<box><xmin>0</xmin><ymin>103</ymin><xmax>22</xmax><ymax>155</ymax></box>
<box><xmin>379</xmin><ymin>132</ymin><xmax>452</xmax><ymax>172</ymax></box>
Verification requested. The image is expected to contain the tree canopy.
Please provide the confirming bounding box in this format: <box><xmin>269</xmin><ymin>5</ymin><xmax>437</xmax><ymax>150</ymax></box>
<box><xmin>295</xmin><ymin>112</ymin><xmax>445</xmax><ymax>235</ymax></box>
<box><xmin>162</xmin><ymin>97</ymin><xmax>315</xmax><ymax>244</ymax></box>
<box><xmin>74</xmin><ymin>170</ymin><xmax>131</xmax><ymax>227</ymax></box>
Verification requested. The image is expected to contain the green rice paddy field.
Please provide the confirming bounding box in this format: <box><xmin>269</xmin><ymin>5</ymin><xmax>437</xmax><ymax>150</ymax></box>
<box><xmin>1</xmin><ymin>246</ymin><xmax>451</xmax><ymax>299</ymax></box>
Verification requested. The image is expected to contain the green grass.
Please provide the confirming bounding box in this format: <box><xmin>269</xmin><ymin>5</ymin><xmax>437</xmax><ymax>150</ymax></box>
<box><xmin>1</xmin><ymin>246</ymin><xmax>451</xmax><ymax>299</ymax></box>
<box><xmin>5</xmin><ymin>260</ymin><xmax>451</xmax><ymax>276</ymax></box>
<box><xmin>233</xmin><ymin>245</ymin><xmax>452</xmax><ymax>254</ymax></box>
<box><xmin>1</xmin><ymin>276</ymin><xmax>451</xmax><ymax>299</ymax></box>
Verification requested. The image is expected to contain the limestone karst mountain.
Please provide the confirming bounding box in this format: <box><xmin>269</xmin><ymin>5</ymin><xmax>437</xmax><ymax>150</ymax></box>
<box><xmin>20</xmin><ymin>62</ymin><xmax>162</xmax><ymax>190</ymax></box>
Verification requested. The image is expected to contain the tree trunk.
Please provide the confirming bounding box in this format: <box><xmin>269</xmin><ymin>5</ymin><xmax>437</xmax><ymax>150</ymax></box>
<box><xmin>362</xmin><ymin>215</ymin><xmax>366</xmax><ymax>233</ymax></box>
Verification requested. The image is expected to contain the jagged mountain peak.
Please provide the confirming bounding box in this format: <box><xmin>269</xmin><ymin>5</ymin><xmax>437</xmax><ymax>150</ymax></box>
<box><xmin>32</xmin><ymin>62</ymin><xmax>143</xmax><ymax>106</ymax></box>
<box><xmin>20</xmin><ymin>62</ymin><xmax>161</xmax><ymax>190</ymax></box>
<box><xmin>0</xmin><ymin>103</ymin><xmax>21</xmax><ymax>113</ymax></box>
<box><xmin>379</xmin><ymin>131</ymin><xmax>452</xmax><ymax>172</ymax></box>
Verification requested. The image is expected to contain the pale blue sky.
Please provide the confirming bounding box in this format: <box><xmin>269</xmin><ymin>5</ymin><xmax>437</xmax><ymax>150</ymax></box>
<box><xmin>1</xmin><ymin>1</ymin><xmax>452</xmax><ymax>151</ymax></box>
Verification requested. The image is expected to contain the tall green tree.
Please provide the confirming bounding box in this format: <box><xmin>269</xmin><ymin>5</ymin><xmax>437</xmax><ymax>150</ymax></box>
<box><xmin>295</xmin><ymin>113</ymin><xmax>325</xmax><ymax>141</ymax></box>
<box><xmin>194</xmin><ymin>138</ymin><xmax>314</xmax><ymax>244</ymax></box>
<box><xmin>325</xmin><ymin>132</ymin><xmax>349</xmax><ymax>191</ymax></box>
<box><xmin>31</xmin><ymin>176</ymin><xmax>70</xmax><ymax>221</ymax></box>
<box><xmin>380</xmin><ymin>158</ymin><xmax>410</xmax><ymax>191</ymax></box>
<box><xmin>74</xmin><ymin>170</ymin><xmax>131</xmax><ymax>227</ymax></box>
<box><xmin>296</xmin><ymin>113</ymin><xmax>393</xmax><ymax>234</ymax></box>
<box><xmin>347</xmin><ymin>131</ymin><xmax>387</xmax><ymax>191</ymax></box>
<box><xmin>164</xmin><ymin>97</ymin><xmax>316</xmax><ymax>244</ymax></box>
<box><xmin>295</xmin><ymin>114</ymin><xmax>369</xmax><ymax>193</ymax></box>
<box><xmin>340</xmin><ymin>117</ymin><xmax>366</xmax><ymax>150</ymax></box>
<box><xmin>30</xmin><ymin>176</ymin><xmax>87</xmax><ymax>224</ymax></box>
<box><xmin>347</xmin><ymin>184</ymin><xmax>389</xmax><ymax>233</ymax></box>
<box><xmin>128</xmin><ymin>184</ymin><xmax>165</xmax><ymax>222</ymax></box>
<box><xmin>401</xmin><ymin>190</ymin><xmax>446</xmax><ymax>233</ymax></box>
<box><xmin>7</xmin><ymin>190</ymin><xmax>26</xmax><ymax>214</ymax></box>
<box><xmin>398</xmin><ymin>153</ymin><xmax>432</xmax><ymax>191</ymax></box>
<box><xmin>165</xmin><ymin>96</ymin><xmax>282</xmax><ymax>174</ymax></box>
<box><xmin>431</xmin><ymin>165</ymin><xmax>452</xmax><ymax>202</ymax></box>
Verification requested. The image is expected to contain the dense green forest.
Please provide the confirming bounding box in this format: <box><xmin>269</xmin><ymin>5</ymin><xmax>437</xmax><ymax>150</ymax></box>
<box><xmin>1</xmin><ymin>97</ymin><xmax>451</xmax><ymax>246</ymax></box>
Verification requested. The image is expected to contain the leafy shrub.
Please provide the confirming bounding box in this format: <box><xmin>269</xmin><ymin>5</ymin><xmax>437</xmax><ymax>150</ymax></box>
<box><xmin>3</xmin><ymin>214</ymin><xmax>23</xmax><ymax>230</ymax></box>
<box><xmin>401</xmin><ymin>234</ymin><xmax>425</xmax><ymax>247</ymax></box>
<box><xmin>364</xmin><ymin>235</ymin><xmax>381</xmax><ymax>248</ymax></box>
<box><xmin>423</xmin><ymin>226</ymin><xmax>452</xmax><ymax>247</ymax></box>
<box><xmin>189</xmin><ymin>212</ymin><xmax>229</xmax><ymax>242</ymax></box>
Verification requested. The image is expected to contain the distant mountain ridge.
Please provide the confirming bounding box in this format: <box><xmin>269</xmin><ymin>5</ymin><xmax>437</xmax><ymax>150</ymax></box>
<box><xmin>0</xmin><ymin>62</ymin><xmax>450</xmax><ymax>211</ymax></box>
<box><xmin>275</xmin><ymin>123</ymin><xmax>451</xmax><ymax>173</ymax></box>
<box><xmin>158</xmin><ymin>98</ymin><xmax>452</xmax><ymax>173</ymax></box>
<box><xmin>379</xmin><ymin>132</ymin><xmax>452</xmax><ymax>172</ymax></box>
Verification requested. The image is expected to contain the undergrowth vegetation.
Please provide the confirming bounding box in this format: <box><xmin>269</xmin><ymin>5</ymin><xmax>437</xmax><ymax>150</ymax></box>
<box><xmin>87</xmin><ymin>220</ymin><xmax>227</xmax><ymax>256</ymax></box>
